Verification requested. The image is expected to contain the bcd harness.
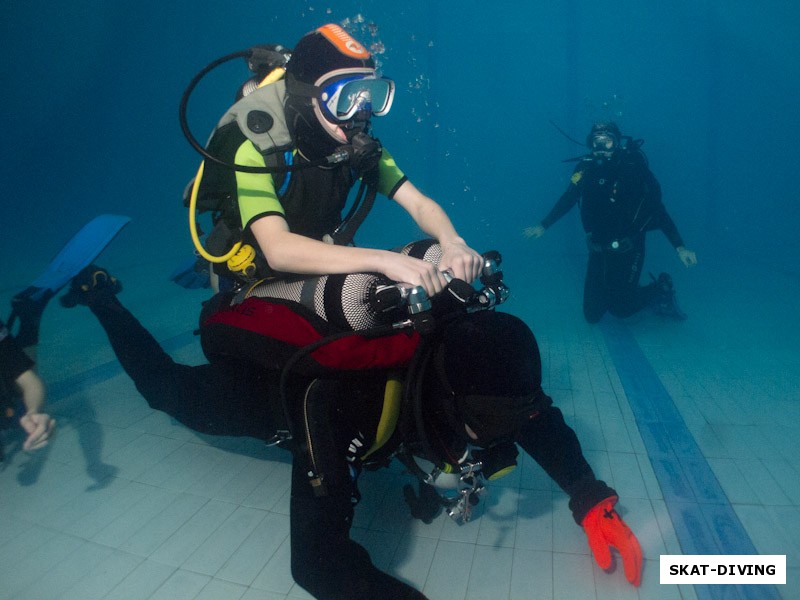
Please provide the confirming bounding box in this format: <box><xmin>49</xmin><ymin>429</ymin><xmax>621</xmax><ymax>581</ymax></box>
<box><xmin>575</xmin><ymin>140</ymin><xmax>657</xmax><ymax>252</ymax></box>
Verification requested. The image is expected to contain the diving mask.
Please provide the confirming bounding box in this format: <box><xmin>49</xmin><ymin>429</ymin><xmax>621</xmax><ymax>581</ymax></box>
<box><xmin>319</xmin><ymin>70</ymin><xmax>395</xmax><ymax>123</ymax></box>
<box><xmin>591</xmin><ymin>132</ymin><xmax>618</xmax><ymax>156</ymax></box>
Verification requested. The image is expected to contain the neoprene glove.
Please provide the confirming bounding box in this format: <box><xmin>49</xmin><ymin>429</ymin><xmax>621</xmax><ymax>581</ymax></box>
<box><xmin>581</xmin><ymin>496</ymin><xmax>643</xmax><ymax>586</ymax></box>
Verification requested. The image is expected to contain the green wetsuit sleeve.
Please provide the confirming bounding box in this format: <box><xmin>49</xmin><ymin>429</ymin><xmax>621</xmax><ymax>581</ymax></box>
<box><xmin>376</xmin><ymin>148</ymin><xmax>407</xmax><ymax>198</ymax></box>
<box><xmin>234</xmin><ymin>141</ymin><xmax>285</xmax><ymax>229</ymax></box>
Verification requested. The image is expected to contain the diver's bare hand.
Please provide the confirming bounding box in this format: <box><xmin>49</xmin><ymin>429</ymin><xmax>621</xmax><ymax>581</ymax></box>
<box><xmin>439</xmin><ymin>240</ymin><xmax>483</xmax><ymax>283</ymax></box>
<box><xmin>20</xmin><ymin>412</ymin><xmax>56</xmax><ymax>451</ymax></box>
<box><xmin>380</xmin><ymin>253</ymin><xmax>449</xmax><ymax>297</ymax></box>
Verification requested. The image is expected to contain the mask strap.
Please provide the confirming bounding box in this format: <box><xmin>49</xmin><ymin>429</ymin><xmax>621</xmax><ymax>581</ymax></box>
<box><xmin>285</xmin><ymin>73</ymin><xmax>322</xmax><ymax>99</ymax></box>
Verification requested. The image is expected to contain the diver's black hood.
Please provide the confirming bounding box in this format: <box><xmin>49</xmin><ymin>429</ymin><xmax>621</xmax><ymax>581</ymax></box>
<box><xmin>284</xmin><ymin>24</ymin><xmax>376</xmax><ymax>162</ymax></box>
<box><xmin>286</xmin><ymin>24</ymin><xmax>374</xmax><ymax>87</ymax></box>
<box><xmin>421</xmin><ymin>311</ymin><xmax>546</xmax><ymax>451</ymax></box>
<box><xmin>284</xmin><ymin>93</ymin><xmax>341</xmax><ymax>162</ymax></box>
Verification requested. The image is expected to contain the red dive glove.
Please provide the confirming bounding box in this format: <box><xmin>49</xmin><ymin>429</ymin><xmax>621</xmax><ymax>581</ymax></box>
<box><xmin>581</xmin><ymin>496</ymin><xmax>643</xmax><ymax>587</ymax></box>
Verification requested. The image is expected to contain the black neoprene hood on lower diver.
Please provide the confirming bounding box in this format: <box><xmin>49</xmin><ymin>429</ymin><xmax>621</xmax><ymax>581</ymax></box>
<box><xmin>425</xmin><ymin>311</ymin><xmax>545</xmax><ymax>449</ymax></box>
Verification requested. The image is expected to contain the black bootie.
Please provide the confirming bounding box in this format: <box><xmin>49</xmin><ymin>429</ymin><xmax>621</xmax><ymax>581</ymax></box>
<box><xmin>60</xmin><ymin>266</ymin><xmax>122</xmax><ymax>308</ymax></box>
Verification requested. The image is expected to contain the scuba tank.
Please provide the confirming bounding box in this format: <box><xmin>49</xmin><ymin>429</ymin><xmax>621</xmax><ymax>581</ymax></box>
<box><xmin>233</xmin><ymin>239</ymin><xmax>509</xmax><ymax>334</ymax></box>
<box><xmin>239</xmin><ymin>239</ymin><xmax>445</xmax><ymax>331</ymax></box>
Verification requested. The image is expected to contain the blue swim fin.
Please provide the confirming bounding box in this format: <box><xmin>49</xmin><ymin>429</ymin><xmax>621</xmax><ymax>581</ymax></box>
<box><xmin>7</xmin><ymin>214</ymin><xmax>131</xmax><ymax>347</ymax></box>
<box><xmin>169</xmin><ymin>255</ymin><xmax>211</xmax><ymax>290</ymax></box>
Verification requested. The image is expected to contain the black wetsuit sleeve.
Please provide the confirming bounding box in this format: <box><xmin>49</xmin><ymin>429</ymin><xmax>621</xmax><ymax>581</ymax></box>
<box><xmin>0</xmin><ymin>321</ymin><xmax>34</xmax><ymax>400</ymax></box>
<box><xmin>540</xmin><ymin>172</ymin><xmax>582</xmax><ymax>229</ymax></box>
<box><xmin>515</xmin><ymin>402</ymin><xmax>616</xmax><ymax>524</ymax></box>
<box><xmin>641</xmin><ymin>171</ymin><xmax>685</xmax><ymax>248</ymax></box>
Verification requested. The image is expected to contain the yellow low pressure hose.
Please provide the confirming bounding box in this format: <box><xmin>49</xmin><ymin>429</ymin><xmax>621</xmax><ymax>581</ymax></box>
<box><xmin>188</xmin><ymin>67</ymin><xmax>285</xmax><ymax>264</ymax></box>
<box><xmin>188</xmin><ymin>161</ymin><xmax>242</xmax><ymax>263</ymax></box>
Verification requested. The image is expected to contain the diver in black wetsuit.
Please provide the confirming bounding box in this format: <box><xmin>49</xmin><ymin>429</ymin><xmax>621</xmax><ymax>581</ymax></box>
<box><xmin>63</xmin><ymin>265</ymin><xmax>643</xmax><ymax>598</ymax></box>
<box><xmin>525</xmin><ymin>122</ymin><xmax>697</xmax><ymax>323</ymax></box>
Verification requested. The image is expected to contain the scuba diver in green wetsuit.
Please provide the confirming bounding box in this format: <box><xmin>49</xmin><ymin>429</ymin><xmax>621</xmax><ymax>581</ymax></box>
<box><xmin>184</xmin><ymin>23</ymin><xmax>483</xmax><ymax>295</ymax></box>
<box><xmin>525</xmin><ymin>122</ymin><xmax>697</xmax><ymax>323</ymax></box>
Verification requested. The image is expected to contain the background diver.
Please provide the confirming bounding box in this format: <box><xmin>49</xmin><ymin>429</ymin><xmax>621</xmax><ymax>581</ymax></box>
<box><xmin>524</xmin><ymin>121</ymin><xmax>697</xmax><ymax>323</ymax></box>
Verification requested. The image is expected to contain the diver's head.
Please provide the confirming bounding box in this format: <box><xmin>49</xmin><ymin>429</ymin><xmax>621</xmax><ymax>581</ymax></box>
<box><xmin>423</xmin><ymin>311</ymin><xmax>545</xmax><ymax>459</ymax></box>
<box><xmin>285</xmin><ymin>23</ymin><xmax>395</xmax><ymax>160</ymax></box>
<box><xmin>586</xmin><ymin>121</ymin><xmax>622</xmax><ymax>158</ymax></box>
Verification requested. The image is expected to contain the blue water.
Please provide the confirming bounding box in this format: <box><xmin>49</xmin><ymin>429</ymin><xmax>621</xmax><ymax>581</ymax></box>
<box><xmin>4</xmin><ymin>1</ymin><xmax>798</xmax><ymax>285</ymax></box>
<box><xmin>2</xmin><ymin>2</ymin><xmax>799</xmax><ymax>599</ymax></box>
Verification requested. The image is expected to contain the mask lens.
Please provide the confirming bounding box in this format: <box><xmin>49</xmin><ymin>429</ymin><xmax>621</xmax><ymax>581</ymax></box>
<box><xmin>592</xmin><ymin>133</ymin><xmax>616</xmax><ymax>152</ymax></box>
<box><xmin>321</xmin><ymin>75</ymin><xmax>395</xmax><ymax>121</ymax></box>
